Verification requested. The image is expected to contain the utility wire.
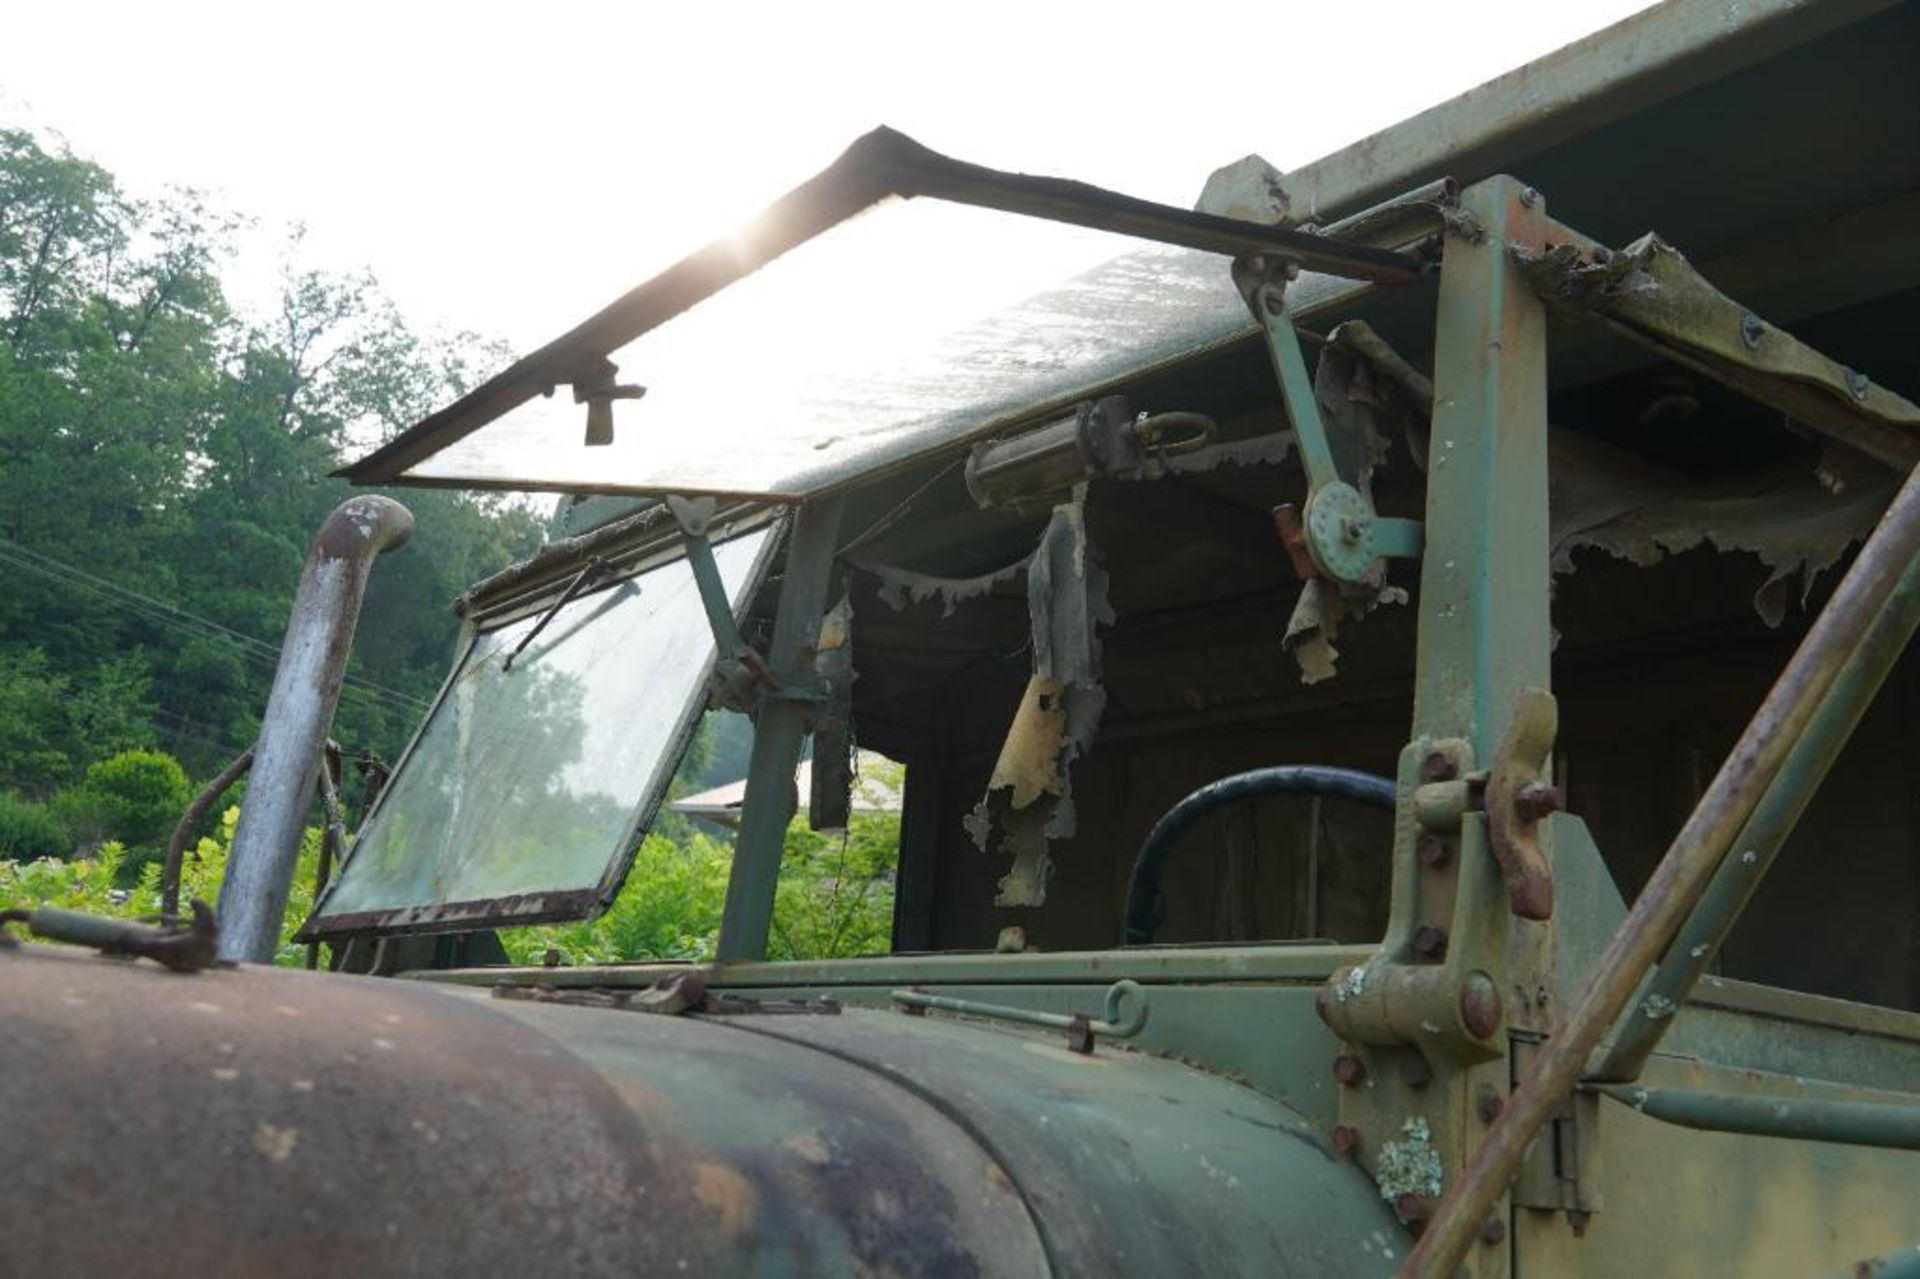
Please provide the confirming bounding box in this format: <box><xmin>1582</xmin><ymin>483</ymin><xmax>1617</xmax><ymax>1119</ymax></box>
<box><xmin>0</xmin><ymin>537</ymin><xmax>432</xmax><ymax>714</ymax></box>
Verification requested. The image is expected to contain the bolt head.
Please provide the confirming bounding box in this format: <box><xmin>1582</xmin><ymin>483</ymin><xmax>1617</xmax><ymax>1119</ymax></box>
<box><xmin>1477</xmin><ymin>1084</ymin><xmax>1506</xmax><ymax>1123</ymax></box>
<box><xmin>1519</xmin><ymin>186</ymin><xmax>1540</xmax><ymax>208</ymax></box>
<box><xmin>1481</xmin><ymin>1217</ymin><xmax>1508</xmax><ymax>1246</ymax></box>
<box><xmin>1460</xmin><ymin>970</ymin><xmax>1504</xmax><ymax>1039</ymax></box>
<box><xmin>1416</xmin><ymin>833</ymin><xmax>1453</xmax><ymax>868</ymax></box>
<box><xmin>1514</xmin><ymin>781</ymin><xmax>1562</xmax><ymax>822</ymax></box>
<box><xmin>1332</xmin><ymin>1054</ymin><xmax>1367</xmax><ymax>1086</ymax></box>
<box><xmin>1740</xmin><ymin>312</ymin><xmax>1766</xmax><ymax>350</ymax></box>
<box><xmin>1421</xmin><ymin>752</ymin><xmax>1459</xmax><ymax>783</ymax></box>
<box><xmin>1330</xmin><ymin>1124</ymin><xmax>1361</xmax><ymax>1157</ymax></box>
<box><xmin>1413</xmin><ymin>925</ymin><xmax>1449</xmax><ymax>959</ymax></box>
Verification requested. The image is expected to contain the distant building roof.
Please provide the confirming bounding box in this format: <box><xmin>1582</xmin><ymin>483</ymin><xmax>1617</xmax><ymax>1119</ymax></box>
<box><xmin>669</xmin><ymin>752</ymin><xmax>902</xmax><ymax>831</ymax></box>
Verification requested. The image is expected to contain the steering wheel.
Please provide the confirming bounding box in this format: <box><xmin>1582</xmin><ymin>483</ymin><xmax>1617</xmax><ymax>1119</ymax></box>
<box><xmin>1121</xmin><ymin>766</ymin><xmax>1397</xmax><ymax>945</ymax></box>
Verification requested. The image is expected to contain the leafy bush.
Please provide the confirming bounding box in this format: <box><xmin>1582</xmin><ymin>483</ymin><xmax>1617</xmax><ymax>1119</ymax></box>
<box><xmin>54</xmin><ymin>749</ymin><xmax>191</xmax><ymax>851</ymax></box>
<box><xmin>0</xmin><ymin>792</ymin><xmax>69</xmax><ymax>860</ymax></box>
<box><xmin>0</xmin><ymin>805</ymin><xmax>323</xmax><ymax>967</ymax></box>
<box><xmin>500</xmin><ymin>780</ymin><xmax>902</xmax><ymax>967</ymax></box>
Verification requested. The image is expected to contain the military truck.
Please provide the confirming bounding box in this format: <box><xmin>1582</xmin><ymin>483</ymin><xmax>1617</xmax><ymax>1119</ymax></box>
<box><xmin>6</xmin><ymin>0</ymin><xmax>1919</xmax><ymax>1274</ymax></box>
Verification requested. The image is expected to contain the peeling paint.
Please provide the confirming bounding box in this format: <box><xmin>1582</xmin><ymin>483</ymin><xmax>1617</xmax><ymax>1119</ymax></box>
<box><xmin>944</xmin><ymin>498</ymin><xmax>1114</xmax><ymax>908</ymax></box>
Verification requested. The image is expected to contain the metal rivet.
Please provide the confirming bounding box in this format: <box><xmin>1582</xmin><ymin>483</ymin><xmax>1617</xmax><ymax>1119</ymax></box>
<box><xmin>1331</xmin><ymin>1124</ymin><xmax>1361</xmax><ymax>1157</ymax></box>
<box><xmin>1417</xmin><ymin>833</ymin><xmax>1453</xmax><ymax>867</ymax></box>
<box><xmin>1413</xmin><ymin>925</ymin><xmax>1449</xmax><ymax>959</ymax></box>
<box><xmin>1477</xmin><ymin>1084</ymin><xmax>1506</xmax><ymax>1123</ymax></box>
<box><xmin>1460</xmin><ymin>970</ymin><xmax>1503</xmax><ymax>1039</ymax></box>
<box><xmin>1519</xmin><ymin>186</ymin><xmax>1540</xmax><ymax>208</ymax></box>
<box><xmin>1739</xmin><ymin>313</ymin><xmax>1765</xmax><ymax>351</ymax></box>
<box><xmin>1332</xmin><ymin>1054</ymin><xmax>1367</xmax><ymax>1086</ymax></box>
<box><xmin>1846</xmin><ymin>369</ymin><xmax>1871</xmax><ymax>401</ymax></box>
<box><xmin>1481</xmin><ymin>1217</ymin><xmax>1508</xmax><ymax>1246</ymax></box>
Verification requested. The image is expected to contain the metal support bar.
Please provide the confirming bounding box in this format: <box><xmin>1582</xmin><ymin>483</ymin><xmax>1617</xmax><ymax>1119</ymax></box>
<box><xmin>1518</xmin><ymin>224</ymin><xmax>1920</xmax><ymax>470</ymax></box>
<box><xmin>891</xmin><ymin>980</ymin><xmax>1148</xmax><ymax>1053</ymax></box>
<box><xmin>714</xmin><ymin>497</ymin><xmax>845</xmax><ymax>963</ymax></box>
<box><xmin>1591</xmin><ymin>1084</ymin><xmax>1920</xmax><ymax>1152</ymax></box>
<box><xmin>1400</xmin><ymin>459</ymin><xmax>1920</xmax><ymax>1279</ymax></box>
<box><xmin>1597</xmin><ymin>550</ymin><xmax>1920</xmax><ymax>1080</ymax></box>
<box><xmin>1412</xmin><ymin>176</ymin><xmax>1553</xmax><ymax>754</ymax></box>
<box><xmin>667</xmin><ymin>496</ymin><xmax>748</xmax><ymax>665</ymax></box>
<box><xmin>217</xmin><ymin>496</ymin><xmax>412</xmax><ymax>964</ymax></box>
<box><xmin>1238</xmin><ymin>257</ymin><xmax>1425</xmax><ymax>584</ymax></box>
<box><xmin>160</xmin><ymin>746</ymin><xmax>254</xmax><ymax>918</ymax></box>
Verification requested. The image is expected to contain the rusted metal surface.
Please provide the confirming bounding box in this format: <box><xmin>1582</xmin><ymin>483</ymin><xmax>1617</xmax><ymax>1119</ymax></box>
<box><xmin>160</xmin><ymin>745</ymin><xmax>253</xmax><ymax>917</ymax></box>
<box><xmin>219</xmin><ymin>496</ymin><xmax>413</xmax><ymax>964</ymax></box>
<box><xmin>1</xmin><ymin>900</ymin><xmax>219</xmax><ymax>972</ymax></box>
<box><xmin>1482</xmin><ymin>687</ymin><xmax>1559</xmax><ymax>920</ymax></box>
<box><xmin>1402</xmin><ymin>457</ymin><xmax>1920</xmax><ymax>1278</ymax></box>
<box><xmin>0</xmin><ymin>944</ymin><xmax>1418</xmax><ymax>1277</ymax></box>
<box><xmin>0</xmin><ymin>944</ymin><xmax>1048</xmax><ymax>1277</ymax></box>
<box><xmin>733</xmin><ymin>995</ymin><xmax>1408</xmax><ymax>1275</ymax></box>
<box><xmin>1518</xmin><ymin>229</ymin><xmax>1920</xmax><ymax>470</ymax></box>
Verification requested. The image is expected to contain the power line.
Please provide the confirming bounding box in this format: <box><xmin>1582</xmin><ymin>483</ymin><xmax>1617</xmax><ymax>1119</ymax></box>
<box><xmin>0</xmin><ymin>536</ymin><xmax>433</xmax><ymax>714</ymax></box>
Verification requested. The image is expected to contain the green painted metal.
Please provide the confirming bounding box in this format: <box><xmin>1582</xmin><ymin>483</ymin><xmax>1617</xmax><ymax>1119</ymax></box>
<box><xmin>1248</xmin><ymin>279</ymin><xmax>1425</xmax><ymax>584</ymax></box>
<box><xmin>1410</xmin><ymin>176</ymin><xmax>1553</xmax><ymax>754</ymax></box>
<box><xmin>1598</xmin><ymin>550</ymin><xmax>1920</xmax><ymax>1081</ymax></box>
<box><xmin>1592</xmin><ymin>1083</ymin><xmax>1920</xmax><ymax>1151</ymax></box>
<box><xmin>715</xmin><ymin>495</ymin><xmax>845</xmax><ymax>962</ymax></box>
<box><xmin>1833</xmin><ymin>1246</ymin><xmax>1920</xmax><ymax>1279</ymax></box>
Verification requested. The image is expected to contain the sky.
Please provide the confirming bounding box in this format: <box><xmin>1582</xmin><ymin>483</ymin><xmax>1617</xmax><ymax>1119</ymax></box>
<box><xmin>2</xmin><ymin>0</ymin><xmax>1653</xmax><ymax>357</ymax></box>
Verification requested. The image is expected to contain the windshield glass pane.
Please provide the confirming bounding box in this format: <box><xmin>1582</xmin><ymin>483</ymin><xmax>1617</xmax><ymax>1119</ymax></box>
<box><xmin>399</xmin><ymin>197</ymin><xmax>1249</xmax><ymax>497</ymax></box>
<box><xmin>305</xmin><ymin>524</ymin><xmax>777</xmax><ymax>933</ymax></box>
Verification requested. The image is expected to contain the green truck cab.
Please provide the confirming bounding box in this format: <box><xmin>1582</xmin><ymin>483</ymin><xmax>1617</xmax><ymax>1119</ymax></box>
<box><xmin>6</xmin><ymin>1</ymin><xmax>1920</xmax><ymax>1274</ymax></box>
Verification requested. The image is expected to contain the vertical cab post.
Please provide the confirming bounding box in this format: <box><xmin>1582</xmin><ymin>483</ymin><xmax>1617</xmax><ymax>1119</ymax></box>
<box><xmin>1317</xmin><ymin>177</ymin><xmax>1554</xmax><ymax>1263</ymax></box>
<box><xmin>715</xmin><ymin>497</ymin><xmax>846</xmax><ymax>963</ymax></box>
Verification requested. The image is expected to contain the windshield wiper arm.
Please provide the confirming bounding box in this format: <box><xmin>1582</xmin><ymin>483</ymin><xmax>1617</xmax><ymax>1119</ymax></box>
<box><xmin>503</xmin><ymin>556</ymin><xmax>612</xmax><ymax>671</ymax></box>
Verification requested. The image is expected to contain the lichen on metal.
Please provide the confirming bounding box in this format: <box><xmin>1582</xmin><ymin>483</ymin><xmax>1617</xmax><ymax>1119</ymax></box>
<box><xmin>1376</xmin><ymin>1117</ymin><xmax>1445</xmax><ymax>1203</ymax></box>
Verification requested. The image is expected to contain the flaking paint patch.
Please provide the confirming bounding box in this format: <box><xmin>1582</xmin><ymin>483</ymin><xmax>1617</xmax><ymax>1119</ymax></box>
<box><xmin>254</xmin><ymin>1122</ymin><xmax>299</xmax><ymax>1162</ymax></box>
<box><xmin>692</xmin><ymin>1161</ymin><xmax>757</xmax><ymax>1235</ymax></box>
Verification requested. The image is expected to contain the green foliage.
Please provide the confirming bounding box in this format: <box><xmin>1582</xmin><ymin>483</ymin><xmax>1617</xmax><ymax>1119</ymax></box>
<box><xmin>55</xmin><ymin>749</ymin><xmax>191</xmax><ymax>850</ymax></box>
<box><xmin>0</xmin><ymin>124</ymin><xmax>543</xmax><ymax>797</ymax></box>
<box><xmin>0</xmin><ymin>791</ymin><xmax>68</xmax><ymax>860</ymax></box>
<box><xmin>767</xmin><ymin>809</ymin><xmax>899</xmax><ymax>962</ymax></box>
<box><xmin>0</xmin><ymin>806</ymin><xmax>322</xmax><ymax>967</ymax></box>
<box><xmin>502</xmin><ymin>782</ymin><xmax>902</xmax><ymax>968</ymax></box>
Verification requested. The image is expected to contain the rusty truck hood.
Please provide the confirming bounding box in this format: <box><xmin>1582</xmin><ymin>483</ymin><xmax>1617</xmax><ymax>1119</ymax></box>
<box><xmin>2</xmin><ymin>944</ymin><xmax>1404</xmax><ymax>1277</ymax></box>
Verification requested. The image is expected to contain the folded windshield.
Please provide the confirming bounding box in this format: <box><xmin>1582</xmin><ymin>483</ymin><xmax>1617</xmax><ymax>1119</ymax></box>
<box><xmin>301</xmin><ymin>523</ymin><xmax>780</xmax><ymax>936</ymax></box>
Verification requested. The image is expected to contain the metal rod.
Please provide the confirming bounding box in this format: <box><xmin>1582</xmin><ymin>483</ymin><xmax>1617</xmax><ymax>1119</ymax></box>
<box><xmin>307</xmin><ymin>746</ymin><xmax>346</xmax><ymax>971</ymax></box>
<box><xmin>890</xmin><ymin>980</ymin><xmax>1149</xmax><ymax>1039</ymax></box>
<box><xmin>1400</xmin><ymin>460</ymin><xmax>1920</xmax><ymax>1278</ymax></box>
<box><xmin>216</xmin><ymin>496</ymin><xmax>412</xmax><ymax>965</ymax></box>
<box><xmin>160</xmin><ymin>746</ymin><xmax>254</xmax><ymax>917</ymax></box>
<box><xmin>1596</xmin><ymin>551</ymin><xmax>1920</xmax><ymax>1081</ymax></box>
<box><xmin>1592</xmin><ymin>1084</ymin><xmax>1920</xmax><ymax>1151</ymax></box>
<box><xmin>502</xmin><ymin>556</ymin><xmax>606</xmax><ymax>670</ymax></box>
<box><xmin>714</xmin><ymin>497</ymin><xmax>844</xmax><ymax>963</ymax></box>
